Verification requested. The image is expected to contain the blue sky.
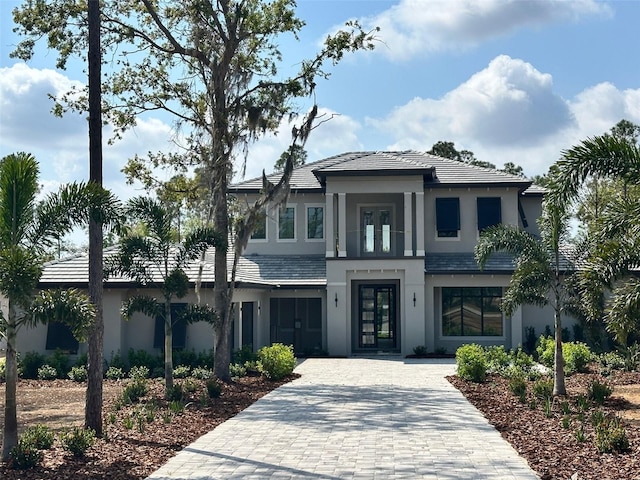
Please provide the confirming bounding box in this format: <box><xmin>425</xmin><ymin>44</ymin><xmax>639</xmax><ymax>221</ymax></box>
<box><xmin>1</xmin><ymin>0</ymin><xmax>639</xmax><ymax>209</ymax></box>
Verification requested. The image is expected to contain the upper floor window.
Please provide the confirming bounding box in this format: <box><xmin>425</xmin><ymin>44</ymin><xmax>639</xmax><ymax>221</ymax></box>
<box><xmin>250</xmin><ymin>209</ymin><xmax>267</xmax><ymax>241</ymax></box>
<box><xmin>361</xmin><ymin>206</ymin><xmax>393</xmax><ymax>255</ymax></box>
<box><xmin>278</xmin><ymin>206</ymin><xmax>296</xmax><ymax>240</ymax></box>
<box><xmin>435</xmin><ymin>198</ymin><xmax>460</xmax><ymax>238</ymax></box>
<box><xmin>306</xmin><ymin>205</ymin><xmax>324</xmax><ymax>240</ymax></box>
<box><xmin>477</xmin><ymin>197</ymin><xmax>502</xmax><ymax>232</ymax></box>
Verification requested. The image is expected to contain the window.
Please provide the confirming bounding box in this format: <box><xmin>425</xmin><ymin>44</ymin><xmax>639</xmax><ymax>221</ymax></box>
<box><xmin>477</xmin><ymin>197</ymin><xmax>502</xmax><ymax>232</ymax></box>
<box><xmin>306</xmin><ymin>206</ymin><xmax>324</xmax><ymax>240</ymax></box>
<box><xmin>278</xmin><ymin>206</ymin><xmax>295</xmax><ymax>240</ymax></box>
<box><xmin>154</xmin><ymin>303</ymin><xmax>188</xmax><ymax>349</ymax></box>
<box><xmin>46</xmin><ymin>321</ymin><xmax>79</xmax><ymax>353</ymax></box>
<box><xmin>442</xmin><ymin>287</ymin><xmax>503</xmax><ymax>336</ymax></box>
<box><xmin>361</xmin><ymin>206</ymin><xmax>393</xmax><ymax>255</ymax></box>
<box><xmin>436</xmin><ymin>198</ymin><xmax>460</xmax><ymax>238</ymax></box>
<box><xmin>250</xmin><ymin>210</ymin><xmax>267</xmax><ymax>241</ymax></box>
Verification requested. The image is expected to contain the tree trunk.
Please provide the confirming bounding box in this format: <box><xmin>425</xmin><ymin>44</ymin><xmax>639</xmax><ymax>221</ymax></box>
<box><xmin>85</xmin><ymin>0</ymin><xmax>104</xmax><ymax>436</ymax></box>
<box><xmin>553</xmin><ymin>302</ymin><xmax>567</xmax><ymax>396</ymax></box>
<box><xmin>1</xmin><ymin>304</ymin><xmax>18</xmax><ymax>462</ymax></box>
<box><xmin>164</xmin><ymin>299</ymin><xmax>173</xmax><ymax>392</ymax></box>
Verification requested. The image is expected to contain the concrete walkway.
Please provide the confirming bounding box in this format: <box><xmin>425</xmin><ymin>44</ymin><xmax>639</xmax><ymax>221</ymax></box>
<box><xmin>146</xmin><ymin>358</ymin><xmax>539</xmax><ymax>480</ymax></box>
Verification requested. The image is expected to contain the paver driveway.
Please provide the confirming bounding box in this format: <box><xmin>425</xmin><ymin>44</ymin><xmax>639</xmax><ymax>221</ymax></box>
<box><xmin>146</xmin><ymin>357</ymin><xmax>539</xmax><ymax>479</ymax></box>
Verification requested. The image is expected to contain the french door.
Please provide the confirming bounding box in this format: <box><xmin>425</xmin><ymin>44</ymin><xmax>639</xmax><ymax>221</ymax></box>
<box><xmin>361</xmin><ymin>206</ymin><xmax>393</xmax><ymax>256</ymax></box>
<box><xmin>358</xmin><ymin>284</ymin><xmax>397</xmax><ymax>350</ymax></box>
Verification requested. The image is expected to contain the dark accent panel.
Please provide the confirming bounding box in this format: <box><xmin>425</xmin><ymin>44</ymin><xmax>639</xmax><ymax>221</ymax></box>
<box><xmin>477</xmin><ymin>197</ymin><xmax>502</xmax><ymax>231</ymax></box>
<box><xmin>154</xmin><ymin>303</ymin><xmax>187</xmax><ymax>349</ymax></box>
<box><xmin>46</xmin><ymin>322</ymin><xmax>79</xmax><ymax>353</ymax></box>
<box><xmin>436</xmin><ymin>198</ymin><xmax>460</xmax><ymax>231</ymax></box>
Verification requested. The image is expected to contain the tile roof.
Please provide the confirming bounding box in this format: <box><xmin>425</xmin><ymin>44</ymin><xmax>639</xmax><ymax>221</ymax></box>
<box><xmin>39</xmin><ymin>249</ymin><xmax>326</xmax><ymax>288</ymax></box>
<box><xmin>231</xmin><ymin>151</ymin><xmax>537</xmax><ymax>192</ymax></box>
<box><xmin>425</xmin><ymin>253</ymin><xmax>515</xmax><ymax>274</ymax></box>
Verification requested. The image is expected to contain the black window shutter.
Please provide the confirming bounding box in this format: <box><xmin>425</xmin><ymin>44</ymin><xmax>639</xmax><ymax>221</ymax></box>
<box><xmin>477</xmin><ymin>197</ymin><xmax>502</xmax><ymax>231</ymax></box>
<box><xmin>436</xmin><ymin>198</ymin><xmax>460</xmax><ymax>231</ymax></box>
<box><xmin>154</xmin><ymin>303</ymin><xmax>187</xmax><ymax>349</ymax></box>
<box><xmin>46</xmin><ymin>321</ymin><xmax>79</xmax><ymax>353</ymax></box>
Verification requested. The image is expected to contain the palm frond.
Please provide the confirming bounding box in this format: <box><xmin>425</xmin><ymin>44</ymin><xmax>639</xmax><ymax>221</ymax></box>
<box><xmin>0</xmin><ymin>246</ymin><xmax>42</xmax><ymax>308</ymax></box>
<box><xmin>121</xmin><ymin>295</ymin><xmax>162</xmax><ymax>321</ymax></box>
<box><xmin>126</xmin><ymin>197</ymin><xmax>173</xmax><ymax>243</ymax></box>
<box><xmin>27</xmin><ymin>289</ymin><xmax>95</xmax><ymax>341</ymax></box>
<box><xmin>178</xmin><ymin>226</ymin><xmax>226</xmax><ymax>264</ymax></box>
<box><xmin>550</xmin><ymin>134</ymin><xmax>640</xmax><ymax>205</ymax></box>
<box><xmin>0</xmin><ymin>152</ymin><xmax>39</xmax><ymax>248</ymax></box>
<box><xmin>178</xmin><ymin>303</ymin><xmax>218</xmax><ymax>326</ymax></box>
<box><xmin>475</xmin><ymin>224</ymin><xmax>547</xmax><ymax>269</ymax></box>
<box><xmin>604</xmin><ymin>277</ymin><xmax>640</xmax><ymax>344</ymax></box>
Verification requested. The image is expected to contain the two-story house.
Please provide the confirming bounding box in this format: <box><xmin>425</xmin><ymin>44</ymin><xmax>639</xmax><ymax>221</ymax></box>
<box><xmin>22</xmin><ymin>150</ymin><xmax>561</xmax><ymax>359</ymax></box>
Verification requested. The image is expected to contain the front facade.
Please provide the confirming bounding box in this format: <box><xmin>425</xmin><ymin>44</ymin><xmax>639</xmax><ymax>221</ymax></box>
<box><xmin>25</xmin><ymin>151</ymin><xmax>568</xmax><ymax>359</ymax></box>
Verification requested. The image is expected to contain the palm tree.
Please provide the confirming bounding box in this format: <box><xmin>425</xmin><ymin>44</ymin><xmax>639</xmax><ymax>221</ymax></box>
<box><xmin>550</xmin><ymin>133</ymin><xmax>640</xmax><ymax>345</ymax></box>
<box><xmin>106</xmin><ymin>197</ymin><xmax>224</xmax><ymax>392</ymax></box>
<box><xmin>475</xmin><ymin>200</ymin><xmax>573</xmax><ymax>396</ymax></box>
<box><xmin>0</xmin><ymin>152</ymin><xmax>119</xmax><ymax>461</ymax></box>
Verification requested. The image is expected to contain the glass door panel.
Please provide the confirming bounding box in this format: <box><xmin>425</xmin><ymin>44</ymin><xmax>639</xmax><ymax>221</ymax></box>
<box><xmin>361</xmin><ymin>206</ymin><xmax>394</xmax><ymax>256</ymax></box>
<box><xmin>358</xmin><ymin>285</ymin><xmax>397</xmax><ymax>349</ymax></box>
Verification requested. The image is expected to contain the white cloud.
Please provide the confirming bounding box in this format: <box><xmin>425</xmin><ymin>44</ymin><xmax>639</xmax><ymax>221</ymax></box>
<box><xmin>368</xmin><ymin>55</ymin><xmax>640</xmax><ymax>177</ymax></box>
<box><xmin>356</xmin><ymin>0</ymin><xmax>611</xmax><ymax>61</ymax></box>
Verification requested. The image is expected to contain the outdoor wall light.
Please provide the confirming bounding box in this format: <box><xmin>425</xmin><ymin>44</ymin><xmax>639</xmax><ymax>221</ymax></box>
<box><xmin>335</xmin><ymin>292</ymin><xmax>338</xmax><ymax>307</ymax></box>
<box><xmin>413</xmin><ymin>292</ymin><xmax>416</xmax><ymax>307</ymax></box>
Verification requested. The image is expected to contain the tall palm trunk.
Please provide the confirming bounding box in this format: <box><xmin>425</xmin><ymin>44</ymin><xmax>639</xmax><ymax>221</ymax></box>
<box><xmin>164</xmin><ymin>298</ymin><xmax>174</xmax><ymax>391</ymax></box>
<box><xmin>553</xmin><ymin>252</ymin><xmax>567</xmax><ymax>396</ymax></box>
<box><xmin>85</xmin><ymin>0</ymin><xmax>104</xmax><ymax>435</ymax></box>
<box><xmin>1</xmin><ymin>303</ymin><xmax>18</xmax><ymax>461</ymax></box>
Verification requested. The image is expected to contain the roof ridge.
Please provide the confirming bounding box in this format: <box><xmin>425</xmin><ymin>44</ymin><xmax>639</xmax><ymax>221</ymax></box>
<box><xmin>428</xmin><ymin>154</ymin><xmax>531</xmax><ymax>182</ymax></box>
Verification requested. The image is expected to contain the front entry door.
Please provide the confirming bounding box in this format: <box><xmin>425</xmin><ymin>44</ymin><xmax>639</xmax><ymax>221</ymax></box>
<box><xmin>358</xmin><ymin>284</ymin><xmax>397</xmax><ymax>350</ymax></box>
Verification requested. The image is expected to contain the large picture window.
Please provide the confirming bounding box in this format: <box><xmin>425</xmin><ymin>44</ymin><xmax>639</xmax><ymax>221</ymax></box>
<box><xmin>442</xmin><ymin>287</ymin><xmax>503</xmax><ymax>336</ymax></box>
<box><xmin>46</xmin><ymin>322</ymin><xmax>79</xmax><ymax>353</ymax></box>
<box><xmin>436</xmin><ymin>198</ymin><xmax>460</xmax><ymax>238</ymax></box>
<box><xmin>278</xmin><ymin>206</ymin><xmax>296</xmax><ymax>240</ymax></box>
<box><xmin>477</xmin><ymin>197</ymin><xmax>502</xmax><ymax>232</ymax></box>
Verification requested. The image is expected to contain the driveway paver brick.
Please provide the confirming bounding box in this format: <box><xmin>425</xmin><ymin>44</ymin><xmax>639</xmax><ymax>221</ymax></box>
<box><xmin>146</xmin><ymin>357</ymin><xmax>539</xmax><ymax>479</ymax></box>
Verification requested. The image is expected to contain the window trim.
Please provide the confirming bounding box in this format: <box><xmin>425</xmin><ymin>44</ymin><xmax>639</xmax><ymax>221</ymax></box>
<box><xmin>277</xmin><ymin>205</ymin><xmax>297</xmax><ymax>242</ymax></box>
<box><xmin>440</xmin><ymin>287</ymin><xmax>505</xmax><ymax>338</ymax></box>
<box><xmin>305</xmin><ymin>203</ymin><xmax>324</xmax><ymax>242</ymax></box>
<box><xmin>357</xmin><ymin>203</ymin><xmax>396</xmax><ymax>256</ymax></box>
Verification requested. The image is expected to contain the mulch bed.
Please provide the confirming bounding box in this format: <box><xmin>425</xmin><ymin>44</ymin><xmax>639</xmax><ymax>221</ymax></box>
<box><xmin>0</xmin><ymin>375</ymin><xmax>296</xmax><ymax>480</ymax></box>
<box><xmin>449</xmin><ymin>370</ymin><xmax>640</xmax><ymax>480</ymax></box>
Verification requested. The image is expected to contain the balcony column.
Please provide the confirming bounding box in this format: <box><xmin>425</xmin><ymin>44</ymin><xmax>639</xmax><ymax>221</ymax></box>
<box><xmin>404</xmin><ymin>192</ymin><xmax>413</xmax><ymax>256</ymax></box>
<box><xmin>415</xmin><ymin>191</ymin><xmax>425</xmax><ymax>256</ymax></box>
<box><xmin>338</xmin><ymin>193</ymin><xmax>347</xmax><ymax>257</ymax></box>
<box><xmin>325</xmin><ymin>193</ymin><xmax>335</xmax><ymax>257</ymax></box>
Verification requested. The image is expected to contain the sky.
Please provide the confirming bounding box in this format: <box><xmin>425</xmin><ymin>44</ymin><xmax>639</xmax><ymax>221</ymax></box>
<box><xmin>1</xmin><ymin>0</ymin><xmax>639</xmax><ymax>220</ymax></box>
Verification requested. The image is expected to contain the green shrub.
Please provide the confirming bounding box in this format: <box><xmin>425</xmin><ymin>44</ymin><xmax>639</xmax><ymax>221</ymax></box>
<box><xmin>0</xmin><ymin>359</ymin><xmax>5</xmax><ymax>381</ymax></box>
<box><xmin>620</xmin><ymin>343</ymin><xmax>640</xmax><ymax>372</ymax></box>
<box><xmin>173</xmin><ymin>349</ymin><xmax>198</xmax><ymax>368</ymax></box>
<box><xmin>532</xmin><ymin>377</ymin><xmax>553</xmax><ymax>400</ymax></box>
<box><xmin>21</xmin><ymin>425</ymin><xmax>54</xmax><ymax>450</ymax></box>
<box><xmin>165</xmin><ymin>384</ymin><xmax>184</xmax><ymax>402</ymax></box>
<box><xmin>9</xmin><ymin>439</ymin><xmax>44</xmax><ymax>469</ymax></box>
<box><xmin>128</xmin><ymin>349</ymin><xmax>162</xmax><ymax>371</ymax></box>
<box><xmin>46</xmin><ymin>349</ymin><xmax>70</xmax><ymax>378</ymax></box>
<box><xmin>413</xmin><ymin>345</ymin><xmax>428</xmax><ymax>356</ymax></box>
<box><xmin>536</xmin><ymin>335</ymin><xmax>555</xmax><ymax>368</ymax></box>
<box><xmin>206</xmin><ymin>379</ymin><xmax>222</xmax><ymax>398</ymax></box>
<box><xmin>191</xmin><ymin>367</ymin><xmax>215</xmax><ymax>380</ymax></box>
<box><xmin>229</xmin><ymin>363</ymin><xmax>247</xmax><ymax>378</ymax></box>
<box><xmin>587</xmin><ymin>379</ymin><xmax>613</xmax><ymax>405</ymax></box>
<box><xmin>564</xmin><ymin>342</ymin><xmax>592</xmax><ymax>375</ymax></box>
<box><xmin>597</xmin><ymin>351</ymin><xmax>625</xmax><ymax>375</ymax></box>
<box><xmin>233</xmin><ymin>345</ymin><xmax>258</xmax><ymax>365</ymax></box>
<box><xmin>37</xmin><ymin>364</ymin><xmax>58</xmax><ymax>380</ymax></box>
<box><xmin>121</xmin><ymin>380</ymin><xmax>148</xmax><ymax>404</ymax></box>
<box><xmin>485</xmin><ymin>345</ymin><xmax>510</xmax><ymax>374</ymax></box>
<box><xmin>19</xmin><ymin>351</ymin><xmax>46</xmax><ymax>379</ymax></box>
<box><xmin>60</xmin><ymin>427</ymin><xmax>96</xmax><ymax>457</ymax></box>
<box><xmin>108</xmin><ymin>351</ymin><xmax>126</xmax><ymax>371</ymax></box>
<box><xmin>510</xmin><ymin>348</ymin><xmax>534</xmax><ymax>371</ymax></box>
<box><xmin>68</xmin><ymin>365</ymin><xmax>88</xmax><ymax>382</ymax></box>
<box><xmin>151</xmin><ymin>367</ymin><xmax>165</xmax><ymax>378</ymax></box>
<box><xmin>508</xmin><ymin>374</ymin><xmax>527</xmax><ymax>402</ymax></box>
<box><xmin>105</xmin><ymin>366</ymin><xmax>125</xmax><ymax>380</ymax></box>
<box><xmin>536</xmin><ymin>335</ymin><xmax>592</xmax><ymax>375</ymax></box>
<box><xmin>455</xmin><ymin>344</ymin><xmax>487</xmax><ymax>383</ymax></box>
<box><xmin>257</xmin><ymin>343</ymin><xmax>296</xmax><ymax>380</ymax></box>
<box><xmin>594</xmin><ymin>415</ymin><xmax>629</xmax><ymax>453</ymax></box>
<box><xmin>129</xmin><ymin>365</ymin><xmax>150</xmax><ymax>380</ymax></box>
<box><xmin>173</xmin><ymin>365</ymin><xmax>190</xmax><ymax>379</ymax></box>
<box><xmin>74</xmin><ymin>352</ymin><xmax>88</xmax><ymax>367</ymax></box>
